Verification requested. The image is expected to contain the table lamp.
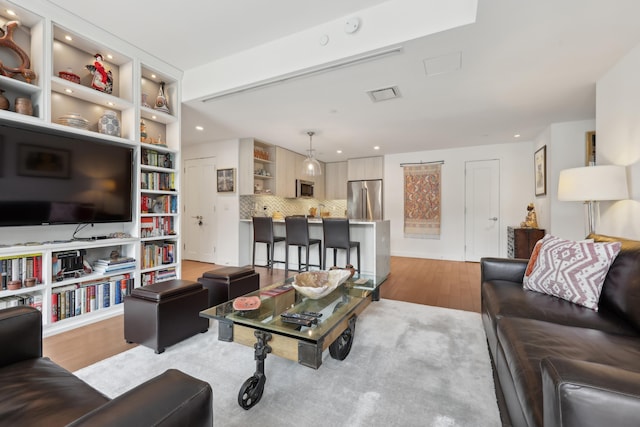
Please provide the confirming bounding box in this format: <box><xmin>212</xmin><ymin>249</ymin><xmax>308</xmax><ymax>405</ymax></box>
<box><xmin>557</xmin><ymin>165</ymin><xmax>628</xmax><ymax>235</ymax></box>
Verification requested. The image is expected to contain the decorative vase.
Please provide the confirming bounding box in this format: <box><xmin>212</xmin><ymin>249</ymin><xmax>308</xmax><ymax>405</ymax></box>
<box><xmin>140</xmin><ymin>119</ymin><xmax>148</xmax><ymax>142</ymax></box>
<box><xmin>98</xmin><ymin>110</ymin><xmax>120</xmax><ymax>136</ymax></box>
<box><xmin>15</xmin><ymin>97</ymin><xmax>33</xmax><ymax>115</ymax></box>
<box><xmin>153</xmin><ymin>81</ymin><xmax>170</xmax><ymax>114</ymax></box>
<box><xmin>141</xmin><ymin>93</ymin><xmax>150</xmax><ymax>108</ymax></box>
<box><xmin>0</xmin><ymin>89</ymin><xmax>9</xmax><ymax>110</ymax></box>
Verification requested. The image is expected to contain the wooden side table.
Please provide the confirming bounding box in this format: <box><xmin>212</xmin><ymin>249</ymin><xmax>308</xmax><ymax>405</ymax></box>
<box><xmin>507</xmin><ymin>227</ymin><xmax>545</xmax><ymax>258</ymax></box>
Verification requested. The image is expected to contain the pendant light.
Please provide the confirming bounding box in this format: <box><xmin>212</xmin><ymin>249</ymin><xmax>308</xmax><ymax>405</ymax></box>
<box><xmin>301</xmin><ymin>131</ymin><xmax>322</xmax><ymax>177</ymax></box>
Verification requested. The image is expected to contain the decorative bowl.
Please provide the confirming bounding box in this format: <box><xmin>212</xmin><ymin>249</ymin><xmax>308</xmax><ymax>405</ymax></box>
<box><xmin>58</xmin><ymin>70</ymin><xmax>81</xmax><ymax>84</ymax></box>
<box><xmin>292</xmin><ymin>269</ymin><xmax>351</xmax><ymax>300</ymax></box>
<box><xmin>56</xmin><ymin>113</ymin><xmax>89</xmax><ymax>130</ymax></box>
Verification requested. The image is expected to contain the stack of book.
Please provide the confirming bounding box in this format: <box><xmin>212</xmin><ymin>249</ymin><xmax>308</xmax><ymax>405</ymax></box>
<box><xmin>93</xmin><ymin>257</ymin><xmax>136</xmax><ymax>274</ymax></box>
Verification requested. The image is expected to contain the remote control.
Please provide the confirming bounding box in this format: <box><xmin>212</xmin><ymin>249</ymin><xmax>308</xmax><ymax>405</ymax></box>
<box><xmin>301</xmin><ymin>311</ymin><xmax>322</xmax><ymax>318</ymax></box>
<box><xmin>280</xmin><ymin>312</ymin><xmax>318</xmax><ymax>324</ymax></box>
<box><xmin>281</xmin><ymin>316</ymin><xmax>313</xmax><ymax>327</ymax></box>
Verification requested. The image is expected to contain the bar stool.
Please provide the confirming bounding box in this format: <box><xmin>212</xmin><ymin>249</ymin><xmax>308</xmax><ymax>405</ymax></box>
<box><xmin>252</xmin><ymin>217</ymin><xmax>285</xmax><ymax>272</ymax></box>
<box><xmin>284</xmin><ymin>216</ymin><xmax>322</xmax><ymax>277</ymax></box>
<box><xmin>322</xmin><ymin>218</ymin><xmax>360</xmax><ymax>272</ymax></box>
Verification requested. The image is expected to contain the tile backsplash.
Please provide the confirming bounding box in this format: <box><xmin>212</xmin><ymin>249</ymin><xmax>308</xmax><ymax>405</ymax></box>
<box><xmin>240</xmin><ymin>195</ymin><xmax>347</xmax><ymax>219</ymax></box>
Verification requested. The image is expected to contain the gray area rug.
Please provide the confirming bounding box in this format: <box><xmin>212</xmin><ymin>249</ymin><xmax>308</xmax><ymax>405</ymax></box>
<box><xmin>75</xmin><ymin>299</ymin><xmax>500</xmax><ymax>426</ymax></box>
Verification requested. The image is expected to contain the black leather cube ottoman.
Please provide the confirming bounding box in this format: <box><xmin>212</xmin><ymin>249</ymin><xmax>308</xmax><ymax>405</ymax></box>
<box><xmin>197</xmin><ymin>266</ymin><xmax>260</xmax><ymax>308</ymax></box>
<box><xmin>124</xmin><ymin>279</ymin><xmax>209</xmax><ymax>353</ymax></box>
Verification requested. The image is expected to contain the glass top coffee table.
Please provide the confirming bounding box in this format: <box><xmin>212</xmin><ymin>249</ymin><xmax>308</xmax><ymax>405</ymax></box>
<box><xmin>200</xmin><ymin>272</ymin><xmax>385</xmax><ymax>409</ymax></box>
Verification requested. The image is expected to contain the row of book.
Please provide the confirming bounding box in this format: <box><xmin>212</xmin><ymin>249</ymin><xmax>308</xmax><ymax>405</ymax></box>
<box><xmin>0</xmin><ymin>254</ymin><xmax>43</xmax><ymax>290</ymax></box>
<box><xmin>140</xmin><ymin>216</ymin><xmax>175</xmax><ymax>238</ymax></box>
<box><xmin>141</xmin><ymin>267</ymin><xmax>177</xmax><ymax>286</ymax></box>
<box><xmin>141</xmin><ymin>242</ymin><xmax>175</xmax><ymax>269</ymax></box>
<box><xmin>51</xmin><ymin>274</ymin><xmax>133</xmax><ymax>322</ymax></box>
<box><xmin>0</xmin><ymin>293</ymin><xmax>42</xmax><ymax>311</ymax></box>
<box><xmin>141</xmin><ymin>149</ymin><xmax>174</xmax><ymax>169</ymax></box>
<box><xmin>140</xmin><ymin>171</ymin><xmax>175</xmax><ymax>192</ymax></box>
<box><xmin>140</xmin><ymin>194</ymin><xmax>178</xmax><ymax>214</ymax></box>
<box><xmin>92</xmin><ymin>256</ymin><xmax>136</xmax><ymax>274</ymax></box>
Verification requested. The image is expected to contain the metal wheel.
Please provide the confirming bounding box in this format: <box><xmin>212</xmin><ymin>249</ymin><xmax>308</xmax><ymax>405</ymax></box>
<box><xmin>238</xmin><ymin>375</ymin><xmax>265</xmax><ymax>410</ymax></box>
<box><xmin>329</xmin><ymin>315</ymin><xmax>357</xmax><ymax>360</ymax></box>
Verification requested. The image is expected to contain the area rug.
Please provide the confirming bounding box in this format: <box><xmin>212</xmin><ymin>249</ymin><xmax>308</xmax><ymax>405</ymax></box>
<box><xmin>75</xmin><ymin>299</ymin><xmax>500</xmax><ymax>427</ymax></box>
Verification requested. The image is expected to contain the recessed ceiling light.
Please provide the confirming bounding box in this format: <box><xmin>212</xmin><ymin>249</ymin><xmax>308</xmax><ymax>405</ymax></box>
<box><xmin>151</xmin><ymin>115</ymin><xmax>157</xmax><ymax>120</ymax></box>
<box><xmin>107</xmin><ymin>54</ymin><xmax>113</xmax><ymax>59</ymax></box>
<box><xmin>514</xmin><ymin>134</ymin><xmax>521</xmax><ymax>138</ymax></box>
<box><xmin>373</xmin><ymin>146</ymin><xmax>380</xmax><ymax>150</ymax></box>
<box><xmin>337</xmin><ymin>150</ymin><xmax>342</xmax><ymax>154</ymax></box>
<box><xmin>65</xmin><ymin>35</ymin><xmax>72</xmax><ymax>41</ymax></box>
<box><xmin>107</xmin><ymin>101</ymin><xmax>115</xmax><ymax>106</ymax></box>
<box><xmin>151</xmin><ymin>74</ymin><xmax>157</xmax><ymax>79</ymax></box>
<box><xmin>6</xmin><ymin>9</ymin><xmax>16</xmax><ymax>16</ymax></box>
<box><xmin>195</xmin><ymin>126</ymin><xmax>204</xmax><ymax>131</ymax></box>
<box><xmin>64</xmin><ymin>89</ymin><xmax>73</xmax><ymax>94</ymax></box>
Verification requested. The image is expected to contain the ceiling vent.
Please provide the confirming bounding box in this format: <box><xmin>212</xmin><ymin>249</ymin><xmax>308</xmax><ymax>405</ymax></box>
<box><xmin>367</xmin><ymin>86</ymin><xmax>401</xmax><ymax>103</ymax></box>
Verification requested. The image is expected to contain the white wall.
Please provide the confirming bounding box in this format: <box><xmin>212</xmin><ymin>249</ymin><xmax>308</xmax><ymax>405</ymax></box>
<box><xmin>182</xmin><ymin>139</ymin><xmax>242</xmax><ymax>265</ymax></box>
<box><xmin>384</xmin><ymin>141</ymin><xmax>533</xmax><ymax>261</ymax></box>
<box><xmin>596</xmin><ymin>41</ymin><xmax>640</xmax><ymax>240</ymax></box>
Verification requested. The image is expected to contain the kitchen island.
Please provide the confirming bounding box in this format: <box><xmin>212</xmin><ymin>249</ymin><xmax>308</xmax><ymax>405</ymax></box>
<box><xmin>239</xmin><ymin>218</ymin><xmax>390</xmax><ymax>278</ymax></box>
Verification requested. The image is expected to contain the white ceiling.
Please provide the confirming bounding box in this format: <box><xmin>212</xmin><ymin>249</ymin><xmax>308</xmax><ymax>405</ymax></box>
<box><xmin>48</xmin><ymin>0</ymin><xmax>640</xmax><ymax>162</ymax></box>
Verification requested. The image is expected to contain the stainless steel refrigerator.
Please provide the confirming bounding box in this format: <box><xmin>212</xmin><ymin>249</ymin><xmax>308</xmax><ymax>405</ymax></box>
<box><xmin>347</xmin><ymin>179</ymin><xmax>383</xmax><ymax>220</ymax></box>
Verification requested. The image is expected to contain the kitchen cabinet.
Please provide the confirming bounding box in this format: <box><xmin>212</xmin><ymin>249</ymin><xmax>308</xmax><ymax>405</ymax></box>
<box><xmin>275</xmin><ymin>147</ymin><xmax>297</xmax><ymax>198</ymax></box>
<box><xmin>239</xmin><ymin>139</ymin><xmax>275</xmax><ymax>195</ymax></box>
<box><xmin>325</xmin><ymin>162</ymin><xmax>348</xmax><ymax>199</ymax></box>
<box><xmin>348</xmin><ymin>156</ymin><xmax>384</xmax><ymax>180</ymax></box>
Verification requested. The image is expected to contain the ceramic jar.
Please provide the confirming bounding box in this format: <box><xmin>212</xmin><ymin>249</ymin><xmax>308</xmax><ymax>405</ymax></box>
<box><xmin>15</xmin><ymin>97</ymin><xmax>33</xmax><ymax>116</ymax></box>
<box><xmin>99</xmin><ymin>109</ymin><xmax>120</xmax><ymax>137</ymax></box>
<box><xmin>7</xmin><ymin>280</ymin><xmax>22</xmax><ymax>291</ymax></box>
<box><xmin>0</xmin><ymin>89</ymin><xmax>9</xmax><ymax>110</ymax></box>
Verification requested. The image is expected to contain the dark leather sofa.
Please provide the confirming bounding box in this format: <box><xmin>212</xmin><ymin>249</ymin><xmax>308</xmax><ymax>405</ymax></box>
<box><xmin>0</xmin><ymin>306</ymin><xmax>213</xmax><ymax>426</ymax></box>
<box><xmin>481</xmin><ymin>233</ymin><xmax>640</xmax><ymax>427</ymax></box>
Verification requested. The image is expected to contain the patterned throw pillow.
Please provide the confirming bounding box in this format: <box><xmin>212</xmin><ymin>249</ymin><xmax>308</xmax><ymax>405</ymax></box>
<box><xmin>523</xmin><ymin>234</ymin><xmax>621</xmax><ymax>310</ymax></box>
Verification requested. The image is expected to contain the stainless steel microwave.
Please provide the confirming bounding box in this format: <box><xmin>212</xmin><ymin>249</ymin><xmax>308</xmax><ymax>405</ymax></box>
<box><xmin>296</xmin><ymin>179</ymin><xmax>314</xmax><ymax>198</ymax></box>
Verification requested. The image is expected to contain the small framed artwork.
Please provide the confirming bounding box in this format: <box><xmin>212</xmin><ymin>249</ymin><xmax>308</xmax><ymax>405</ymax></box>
<box><xmin>217</xmin><ymin>168</ymin><xmax>236</xmax><ymax>193</ymax></box>
<box><xmin>18</xmin><ymin>144</ymin><xmax>71</xmax><ymax>179</ymax></box>
<box><xmin>585</xmin><ymin>131</ymin><xmax>596</xmax><ymax>165</ymax></box>
<box><xmin>534</xmin><ymin>145</ymin><xmax>547</xmax><ymax>196</ymax></box>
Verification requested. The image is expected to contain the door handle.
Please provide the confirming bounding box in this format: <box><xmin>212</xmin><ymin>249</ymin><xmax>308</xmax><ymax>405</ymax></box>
<box><xmin>192</xmin><ymin>215</ymin><xmax>203</xmax><ymax>220</ymax></box>
<box><xmin>489</xmin><ymin>217</ymin><xmax>498</xmax><ymax>221</ymax></box>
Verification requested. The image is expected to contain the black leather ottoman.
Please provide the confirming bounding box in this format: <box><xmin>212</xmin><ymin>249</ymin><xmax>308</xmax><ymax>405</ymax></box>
<box><xmin>124</xmin><ymin>279</ymin><xmax>209</xmax><ymax>353</ymax></box>
<box><xmin>197</xmin><ymin>266</ymin><xmax>260</xmax><ymax>308</ymax></box>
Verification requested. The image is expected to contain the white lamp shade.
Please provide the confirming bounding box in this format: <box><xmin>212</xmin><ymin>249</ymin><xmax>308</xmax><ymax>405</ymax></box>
<box><xmin>558</xmin><ymin>165</ymin><xmax>628</xmax><ymax>201</ymax></box>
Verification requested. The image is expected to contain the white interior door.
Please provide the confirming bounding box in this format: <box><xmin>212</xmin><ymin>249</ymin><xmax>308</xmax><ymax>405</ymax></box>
<box><xmin>183</xmin><ymin>158</ymin><xmax>217</xmax><ymax>263</ymax></box>
<box><xmin>465</xmin><ymin>159</ymin><xmax>500</xmax><ymax>261</ymax></box>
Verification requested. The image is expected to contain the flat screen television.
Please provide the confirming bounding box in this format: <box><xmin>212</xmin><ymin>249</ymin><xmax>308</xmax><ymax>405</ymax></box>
<box><xmin>0</xmin><ymin>121</ymin><xmax>134</xmax><ymax>227</ymax></box>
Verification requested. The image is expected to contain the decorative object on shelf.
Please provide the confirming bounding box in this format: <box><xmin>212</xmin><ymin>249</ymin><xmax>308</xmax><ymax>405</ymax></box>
<box><xmin>0</xmin><ymin>21</ymin><xmax>37</xmax><ymax>83</ymax></box>
<box><xmin>0</xmin><ymin>89</ymin><xmax>9</xmax><ymax>110</ymax></box>
<box><xmin>141</xmin><ymin>92</ymin><xmax>151</xmax><ymax>108</ymax></box>
<box><xmin>520</xmin><ymin>203</ymin><xmax>539</xmax><ymax>228</ymax></box>
<box><xmin>14</xmin><ymin>97</ymin><xmax>32</xmax><ymax>116</ymax></box>
<box><xmin>302</xmin><ymin>131</ymin><xmax>322</xmax><ymax>177</ymax></box>
<box><xmin>98</xmin><ymin>109</ymin><xmax>120</xmax><ymax>137</ymax></box>
<box><xmin>86</xmin><ymin>53</ymin><xmax>113</xmax><ymax>94</ymax></box>
<box><xmin>153</xmin><ymin>81</ymin><xmax>170</xmax><ymax>113</ymax></box>
<box><xmin>25</xmin><ymin>277</ymin><xmax>36</xmax><ymax>287</ymax></box>
<box><xmin>140</xmin><ymin>119</ymin><xmax>148</xmax><ymax>142</ymax></box>
<box><xmin>7</xmin><ymin>280</ymin><xmax>22</xmax><ymax>290</ymax></box>
<box><xmin>58</xmin><ymin>68</ymin><xmax>81</xmax><ymax>84</ymax></box>
<box><xmin>56</xmin><ymin>112</ymin><xmax>89</xmax><ymax>130</ymax></box>
<box><xmin>292</xmin><ymin>269</ymin><xmax>351</xmax><ymax>300</ymax></box>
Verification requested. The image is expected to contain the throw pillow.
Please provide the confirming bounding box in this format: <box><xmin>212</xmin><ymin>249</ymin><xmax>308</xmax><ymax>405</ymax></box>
<box><xmin>523</xmin><ymin>234</ymin><xmax>621</xmax><ymax>310</ymax></box>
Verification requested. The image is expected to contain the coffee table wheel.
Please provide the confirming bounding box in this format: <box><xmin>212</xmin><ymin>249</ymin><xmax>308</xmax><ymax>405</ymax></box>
<box><xmin>329</xmin><ymin>315</ymin><xmax>357</xmax><ymax>361</ymax></box>
<box><xmin>238</xmin><ymin>374</ymin><xmax>265</xmax><ymax>410</ymax></box>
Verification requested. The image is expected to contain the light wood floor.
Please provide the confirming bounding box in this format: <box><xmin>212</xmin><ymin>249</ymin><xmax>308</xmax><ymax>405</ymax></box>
<box><xmin>43</xmin><ymin>257</ymin><xmax>480</xmax><ymax>372</ymax></box>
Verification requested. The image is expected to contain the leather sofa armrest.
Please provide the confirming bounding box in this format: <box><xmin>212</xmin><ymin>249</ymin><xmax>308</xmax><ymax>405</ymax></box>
<box><xmin>480</xmin><ymin>257</ymin><xmax>528</xmax><ymax>284</ymax></box>
<box><xmin>0</xmin><ymin>306</ymin><xmax>42</xmax><ymax>367</ymax></box>
<box><xmin>67</xmin><ymin>369</ymin><xmax>213</xmax><ymax>427</ymax></box>
<box><xmin>541</xmin><ymin>357</ymin><xmax>640</xmax><ymax>427</ymax></box>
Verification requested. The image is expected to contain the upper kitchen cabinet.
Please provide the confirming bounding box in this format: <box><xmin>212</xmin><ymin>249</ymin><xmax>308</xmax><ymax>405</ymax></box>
<box><xmin>51</xmin><ymin>24</ymin><xmax>134</xmax><ymax>140</ymax></box>
<box><xmin>325</xmin><ymin>161</ymin><xmax>348</xmax><ymax>199</ymax></box>
<box><xmin>0</xmin><ymin>6</ymin><xmax>45</xmax><ymax>123</ymax></box>
<box><xmin>239</xmin><ymin>138</ymin><xmax>276</xmax><ymax>195</ymax></box>
<box><xmin>348</xmin><ymin>156</ymin><xmax>384</xmax><ymax>181</ymax></box>
<box><xmin>275</xmin><ymin>147</ymin><xmax>297</xmax><ymax>198</ymax></box>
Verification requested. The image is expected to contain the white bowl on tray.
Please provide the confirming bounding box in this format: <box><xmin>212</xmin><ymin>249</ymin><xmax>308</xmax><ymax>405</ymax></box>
<box><xmin>292</xmin><ymin>269</ymin><xmax>352</xmax><ymax>300</ymax></box>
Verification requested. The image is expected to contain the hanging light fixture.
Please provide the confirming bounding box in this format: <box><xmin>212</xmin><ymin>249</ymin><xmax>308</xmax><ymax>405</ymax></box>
<box><xmin>301</xmin><ymin>131</ymin><xmax>322</xmax><ymax>177</ymax></box>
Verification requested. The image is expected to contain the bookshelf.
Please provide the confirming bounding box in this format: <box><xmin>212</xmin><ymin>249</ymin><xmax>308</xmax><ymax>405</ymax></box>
<box><xmin>0</xmin><ymin>2</ymin><xmax>182</xmax><ymax>335</ymax></box>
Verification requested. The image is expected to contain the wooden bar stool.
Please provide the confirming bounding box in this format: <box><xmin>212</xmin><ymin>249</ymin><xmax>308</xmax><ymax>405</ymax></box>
<box><xmin>252</xmin><ymin>217</ymin><xmax>285</xmax><ymax>272</ymax></box>
<box><xmin>284</xmin><ymin>216</ymin><xmax>322</xmax><ymax>277</ymax></box>
<box><xmin>322</xmin><ymin>218</ymin><xmax>360</xmax><ymax>272</ymax></box>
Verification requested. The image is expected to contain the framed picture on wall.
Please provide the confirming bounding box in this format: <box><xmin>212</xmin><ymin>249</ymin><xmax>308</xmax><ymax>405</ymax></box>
<box><xmin>585</xmin><ymin>130</ymin><xmax>596</xmax><ymax>165</ymax></box>
<box><xmin>216</xmin><ymin>168</ymin><xmax>236</xmax><ymax>193</ymax></box>
<box><xmin>534</xmin><ymin>146</ymin><xmax>547</xmax><ymax>196</ymax></box>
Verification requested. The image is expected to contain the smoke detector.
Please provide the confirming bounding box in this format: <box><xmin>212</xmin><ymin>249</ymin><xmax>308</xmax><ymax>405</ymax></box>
<box><xmin>367</xmin><ymin>86</ymin><xmax>401</xmax><ymax>103</ymax></box>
